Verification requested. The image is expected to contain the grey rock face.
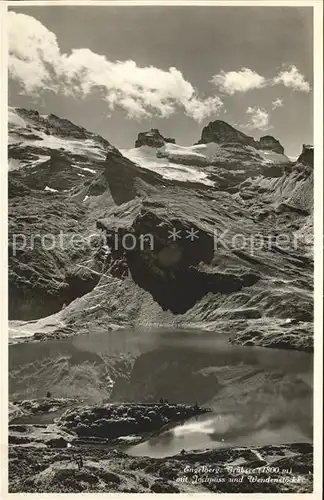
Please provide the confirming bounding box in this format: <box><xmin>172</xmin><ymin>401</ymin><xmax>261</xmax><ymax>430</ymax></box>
<box><xmin>296</xmin><ymin>144</ymin><xmax>314</xmax><ymax>167</ymax></box>
<box><xmin>135</xmin><ymin>128</ymin><xmax>175</xmax><ymax>148</ymax></box>
<box><xmin>197</xmin><ymin>120</ymin><xmax>285</xmax><ymax>153</ymax></box>
<box><xmin>258</xmin><ymin>135</ymin><xmax>285</xmax><ymax>154</ymax></box>
<box><xmin>198</xmin><ymin>120</ymin><xmax>259</xmax><ymax>148</ymax></box>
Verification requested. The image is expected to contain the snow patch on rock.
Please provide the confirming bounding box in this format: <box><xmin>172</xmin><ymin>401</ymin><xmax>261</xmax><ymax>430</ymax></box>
<box><xmin>121</xmin><ymin>145</ymin><xmax>214</xmax><ymax>186</ymax></box>
<box><xmin>44</xmin><ymin>186</ymin><xmax>59</xmax><ymax>192</ymax></box>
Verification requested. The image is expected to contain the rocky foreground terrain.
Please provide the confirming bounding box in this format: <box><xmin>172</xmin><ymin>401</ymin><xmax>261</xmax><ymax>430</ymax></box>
<box><xmin>8</xmin><ymin>107</ymin><xmax>314</xmax><ymax>492</ymax></box>
<box><xmin>9</xmin><ymin>441</ymin><xmax>313</xmax><ymax>493</ymax></box>
<box><xmin>9</xmin><ymin>399</ymin><xmax>312</xmax><ymax>493</ymax></box>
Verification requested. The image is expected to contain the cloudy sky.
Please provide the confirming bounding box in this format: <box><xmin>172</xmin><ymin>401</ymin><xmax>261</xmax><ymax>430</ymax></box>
<box><xmin>8</xmin><ymin>6</ymin><xmax>313</xmax><ymax>157</ymax></box>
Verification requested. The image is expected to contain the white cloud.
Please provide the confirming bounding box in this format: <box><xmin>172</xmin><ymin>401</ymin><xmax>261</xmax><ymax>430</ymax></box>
<box><xmin>211</xmin><ymin>68</ymin><xmax>267</xmax><ymax>95</ymax></box>
<box><xmin>8</xmin><ymin>12</ymin><xmax>62</xmax><ymax>94</ymax></box>
<box><xmin>273</xmin><ymin>65</ymin><xmax>311</xmax><ymax>92</ymax></box>
<box><xmin>8</xmin><ymin>12</ymin><xmax>222</xmax><ymax>122</ymax></box>
<box><xmin>211</xmin><ymin>66</ymin><xmax>311</xmax><ymax>95</ymax></box>
<box><xmin>272</xmin><ymin>97</ymin><xmax>284</xmax><ymax>110</ymax></box>
<box><xmin>246</xmin><ymin>106</ymin><xmax>270</xmax><ymax>130</ymax></box>
<box><xmin>182</xmin><ymin>95</ymin><xmax>223</xmax><ymax>122</ymax></box>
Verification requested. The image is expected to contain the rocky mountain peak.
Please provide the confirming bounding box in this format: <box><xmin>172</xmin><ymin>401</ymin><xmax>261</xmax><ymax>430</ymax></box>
<box><xmin>197</xmin><ymin>120</ymin><xmax>284</xmax><ymax>154</ymax></box>
<box><xmin>258</xmin><ymin>135</ymin><xmax>284</xmax><ymax>154</ymax></box>
<box><xmin>135</xmin><ymin>128</ymin><xmax>176</xmax><ymax>148</ymax></box>
<box><xmin>296</xmin><ymin>144</ymin><xmax>314</xmax><ymax>167</ymax></box>
<box><xmin>14</xmin><ymin>107</ymin><xmax>40</xmax><ymax>120</ymax></box>
<box><xmin>198</xmin><ymin>120</ymin><xmax>259</xmax><ymax>148</ymax></box>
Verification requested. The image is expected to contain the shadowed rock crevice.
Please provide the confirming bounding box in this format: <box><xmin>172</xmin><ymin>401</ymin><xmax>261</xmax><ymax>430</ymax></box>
<box><xmin>126</xmin><ymin>254</ymin><xmax>260</xmax><ymax>314</ymax></box>
<box><xmin>97</xmin><ymin>204</ymin><xmax>261</xmax><ymax>314</ymax></box>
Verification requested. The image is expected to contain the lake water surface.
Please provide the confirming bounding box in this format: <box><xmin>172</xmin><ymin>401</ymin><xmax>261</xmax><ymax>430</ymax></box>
<box><xmin>9</xmin><ymin>327</ymin><xmax>313</xmax><ymax>458</ymax></box>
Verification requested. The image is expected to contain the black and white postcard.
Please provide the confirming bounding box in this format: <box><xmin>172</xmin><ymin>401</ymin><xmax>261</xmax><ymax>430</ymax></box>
<box><xmin>1</xmin><ymin>1</ymin><xmax>322</xmax><ymax>497</ymax></box>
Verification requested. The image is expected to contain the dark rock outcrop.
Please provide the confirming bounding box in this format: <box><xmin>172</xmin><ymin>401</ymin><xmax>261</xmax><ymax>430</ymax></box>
<box><xmin>198</xmin><ymin>120</ymin><xmax>259</xmax><ymax>148</ymax></box>
<box><xmin>258</xmin><ymin>135</ymin><xmax>284</xmax><ymax>154</ymax></box>
<box><xmin>296</xmin><ymin>144</ymin><xmax>314</xmax><ymax>167</ymax></box>
<box><xmin>197</xmin><ymin>120</ymin><xmax>284</xmax><ymax>154</ymax></box>
<box><xmin>96</xmin><ymin>191</ymin><xmax>264</xmax><ymax>315</ymax></box>
<box><xmin>135</xmin><ymin>128</ymin><xmax>175</xmax><ymax>148</ymax></box>
<box><xmin>100</xmin><ymin>149</ymin><xmax>164</xmax><ymax>205</ymax></box>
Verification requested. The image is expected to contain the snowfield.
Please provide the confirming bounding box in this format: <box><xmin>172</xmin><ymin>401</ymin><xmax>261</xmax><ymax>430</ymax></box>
<box><xmin>121</xmin><ymin>145</ymin><xmax>214</xmax><ymax>186</ymax></box>
<box><xmin>121</xmin><ymin>141</ymin><xmax>290</xmax><ymax>187</ymax></box>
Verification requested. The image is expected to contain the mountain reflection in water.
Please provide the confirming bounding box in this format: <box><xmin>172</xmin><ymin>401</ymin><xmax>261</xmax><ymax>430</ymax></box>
<box><xmin>9</xmin><ymin>327</ymin><xmax>312</xmax><ymax>458</ymax></box>
<box><xmin>119</xmin><ymin>329</ymin><xmax>313</xmax><ymax>458</ymax></box>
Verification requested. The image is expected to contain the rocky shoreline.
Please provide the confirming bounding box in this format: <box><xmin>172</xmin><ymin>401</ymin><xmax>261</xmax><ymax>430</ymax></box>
<box><xmin>9</xmin><ymin>399</ymin><xmax>210</xmax><ymax>441</ymax></box>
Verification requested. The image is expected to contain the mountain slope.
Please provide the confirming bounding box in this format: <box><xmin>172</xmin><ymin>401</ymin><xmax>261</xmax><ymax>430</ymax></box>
<box><xmin>8</xmin><ymin>111</ymin><xmax>313</xmax><ymax>352</ymax></box>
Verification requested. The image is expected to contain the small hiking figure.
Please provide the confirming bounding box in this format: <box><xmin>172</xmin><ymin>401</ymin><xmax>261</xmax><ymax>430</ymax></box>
<box><xmin>46</xmin><ymin>391</ymin><xmax>51</xmax><ymax>398</ymax></box>
<box><xmin>77</xmin><ymin>455</ymin><xmax>84</xmax><ymax>470</ymax></box>
<box><xmin>180</xmin><ymin>449</ymin><xmax>186</xmax><ymax>456</ymax></box>
<box><xmin>194</xmin><ymin>401</ymin><xmax>199</xmax><ymax>411</ymax></box>
<box><xmin>159</xmin><ymin>397</ymin><xmax>164</xmax><ymax>404</ymax></box>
